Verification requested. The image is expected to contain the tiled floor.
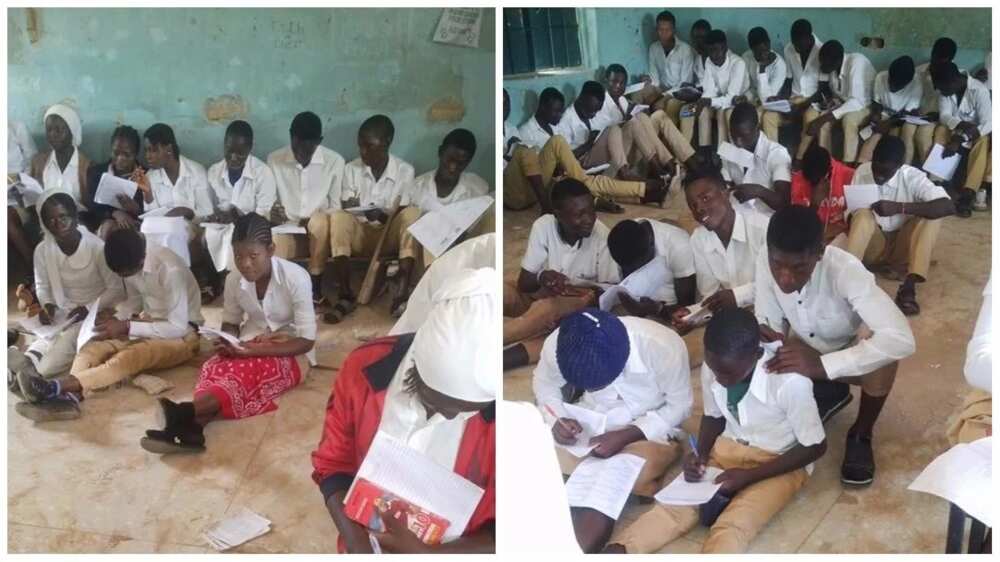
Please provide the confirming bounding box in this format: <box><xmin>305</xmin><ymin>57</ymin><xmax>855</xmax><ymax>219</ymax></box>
<box><xmin>502</xmin><ymin>186</ymin><xmax>992</xmax><ymax>554</ymax></box>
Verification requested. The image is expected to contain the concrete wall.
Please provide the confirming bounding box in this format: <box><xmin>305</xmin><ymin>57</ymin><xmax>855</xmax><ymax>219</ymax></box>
<box><xmin>505</xmin><ymin>7</ymin><xmax>991</xmax><ymax>126</ymax></box>
<box><xmin>8</xmin><ymin>8</ymin><xmax>496</xmax><ymax>183</ymax></box>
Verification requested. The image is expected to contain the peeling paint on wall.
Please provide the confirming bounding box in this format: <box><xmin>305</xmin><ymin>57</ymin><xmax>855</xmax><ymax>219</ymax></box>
<box><xmin>426</xmin><ymin>96</ymin><xmax>466</xmax><ymax>123</ymax></box>
<box><xmin>202</xmin><ymin>94</ymin><xmax>249</xmax><ymax>123</ymax></box>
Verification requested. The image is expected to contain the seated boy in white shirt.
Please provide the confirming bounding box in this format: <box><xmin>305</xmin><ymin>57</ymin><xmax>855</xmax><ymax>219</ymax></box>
<box><xmin>606</xmin><ymin>218</ymin><xmax>696</xmax><ymax>321</ymax></box>
<box><xmin>534</xmin><ymin>308</ymin><xmax>692</xmax><ymax>553</ymax></box>
<box><xmin>857</xmin><ymin>56</ymin><xmax>926</xmax><ymax>165</ymax></box>
<box><xmin>755</xmin><ymin>206</ymin><xmax>915</xmax><ymax>487</ymax></box>
<box><xmin>327</xmin><ymin>115</ymin><xmax>419</xmax><ymax>322</ymax></box>
<box><xmin>206</xmin><ymin>120</ymin><xmax>278</xmax><ymax>223</ymax></box>
<box><xmin>743</xmin><ymin>27</ymin><xmax>789</xmax><ymax>142</ymax></box>
<box><xmin>846</xmin><ymin>136</ymin><xmax>955</xmax><ymax>315</ymax></box>
<box><xmin>267</xmin><ymin>111</ymin><xmax>346</xmax><ymax>305</ymax></box>
<box><xmin>723</xmin><ymin>102</ymin><xmax>792</xmax><ymax>215</ymax></box>
<box><xmin>682</xmin><ymin>30</ymin><xmax>750</xmax><ymax>147</ymax></box>
<box><xmin>15</xmin><ymin>228</ymin><xmax>204</xmax><ymax>423</ymax></box>
<box><xmin>638</xmin><ymin>11</ymin><xmax>698</xmax><ymax>125</ymax></box>
<box><xmin>604</xmin><ymin>307</ymin><xmax>826</xmax><ymax>554</ymax></box>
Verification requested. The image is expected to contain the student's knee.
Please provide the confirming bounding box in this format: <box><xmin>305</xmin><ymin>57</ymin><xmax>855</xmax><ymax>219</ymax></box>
<box><xmin>572</xmin><ymin>508</ymin><xmax>615</xmax><ymax>553</ymax></box>
<box><xmin>703</xmin><ymin>520</ymin><xmax>752</xmax><ymax>553</ymax></box>
<box><xmin>307</xmin><ymin>212</ymin><xmax>330</xmax><ymax>237</ymax></box>
<box><xmin>861</xmin><ymin>362</ymin><xmax>898</xmax><ymax>397</ymax></box>
<box><xmin>850</xmin><ymin>208</ymin><xmax>877</xmax><ymax>229</ymax></box>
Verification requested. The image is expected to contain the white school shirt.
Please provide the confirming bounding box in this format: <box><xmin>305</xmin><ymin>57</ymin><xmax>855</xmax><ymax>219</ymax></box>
<box><xmin>8</xmin><ymin>121</ymin><xmax>37</xmax><ymax>175</ymax></box>
<box><xmin>648</xmin><ymin>39</ymin><xmax>696</xmax><ymax>91</ymax></box>
<box><xmin>207</xmin><ymin>154</ymin><xmax>277</xmax><ymax>217</ymax></box>
<box><xmin>721</xmin><ymin>132</ymin><xmax>792</xmax><ymax>192</ymax></box>
<box><xmin>267</xmin><ymin>144</ymin><xmax>345</xmax><ymax>220</ymax></box>
<box><xmin>872</xmin><ymin>71</ymin><xmax>922</xmax><ymax>115</ymax></box>
<box><xmin>689</xmin><ymin>206</ymin><xmax>769</xmax><ymax>306</ymax></box>
<box><xmin>517</xmin><ymin>116</ymin><xmax>557</xmax><ymax>151</ymax></box>
<box><xmin>784</xmin><ymin>36</ymin><xmax>823</xmax><ymax>98</ymax></box>
<box><xmin>33</xmin><ymin>229</ymin><xmax>123</xmax><ymax>309</ymax></box>
<box><xmin>825</xmin><ymin>53</ymin><xmax>876</xmax><ymax>119</ymax></box>
<box><xmin>145</xmin><ymin>155</ymin><xmax>214</xmax><ymax>218</ymax></box>
<box><xmin>592</xmin><ymin>92</ymin><xmax>632</xmax><ymax>131</ymax></box>
<box><xmin>221</xmin><ymin>256</ymin><xmax>317</xmax><ymax>365</ymax></box>
<box><xmin>754</xmin><ymin>245</ymin><xmax>916</xmax><ymax>380</ymax></box>
<box><xmin>628</xmin><ymin>218</ymin><xmax>696</xmax><ymax>305</ymax></box>
<box><xmin>117</xmin><ymin>244</ymin><xmax>204</xmax><ymax>339</ymax></box>
<box><xmin>521</xmin><ymin>214</ymin><xmax>618</xmax><ymax>284</ymax></box>
<box><xmin>693</xmin><ymin>54</ymin><xmax>707</xmax><ymax>86</ymax></box>
<box><xmin>503</xmin><ymin>122</ymin><xmax>520</xmax><ymax>169</ymax></box>
<box><xmin>533</xmin><ymin>316</ymin><xmax>693</xmax><ymax>444</ymax></box>
<box><xmin>702</xmin><ymin>342</ymin><xmax>825</xmax><ymax>466</ymax></box>
<box><xmin>964</xmin><ymin>276</ymin><xmax>991</xmax><ymax>393</ymax></box>
<box><xmin>339</xmin><ymin>154</ymin><xmax>415</xmax><ymax>210</ymax></box>
<box><xmin>556</xmin><ymin>104</ymin><xmax>593</xmax><ymax>150</ymax></box>
<box><xmin>741</xmin><ymin>49</ymin><xmax>788</xmax><ymax>103</ymax></box>
<box><xmin>702</xmin><ymin>50</ymin><xmax>750</xmax><ymax>110</ymax></box>
<box><xmin>938</xmin><ymin>75</ymin><xmax>992</xmax><ymax>137</ymax></box>
<box><xmin>851</xmin><ymin>163</ymin><xmax>949</xmax><ymax>232</ymax></box>
<box><xmin>403</xmin><ymin>169</ymin><xmax>490</xmax><ymax>212</ymax></box>
<box><xmin>41</xmin><ymin>148</ymin><xmax>83</xmax><ymax>202</ymax></box>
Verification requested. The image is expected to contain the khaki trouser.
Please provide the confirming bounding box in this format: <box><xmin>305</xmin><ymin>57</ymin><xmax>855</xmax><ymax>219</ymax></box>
<box><xmin>858</xmin><ymin>124</ymin><xmax>920</xmax><ymax>165</ymax></box>
<box><xmin>759</xmin><ymin>106</ymin><xmax>781</xmax><ymax>142</ymax></box>
<box><xmin>26</xmin><ymin>322</ymin><xmax>83</xmax><ymax>378</ymax></box>
<box><xmin>611</xmin><ymin>437</ymin><xmax>808</xmax><ymax>553</ymax></box>
<box><xmin>947</xmin><ymin>390</ymin><xmax>992</xmax><ymax>445</ymax></box>
<box><xmin>933</xmin><ymin>127</ymin><xmax>991</xmax><ymax>191</ymax></box>
<box><xmin>681</xmin><ymin>107</ymin><xmax>734</xmax><ymax>147</ymax></box>
<box><xmin>272</xmin><ymin>211</ymin><xmax>332</xmax><ymax>275</ymax></box>
<box><xmin>798</xmin><ymin>107</ymin><xmax>869</xmax><ymax>162</ymax></box>
<box><xmin>579</xmin><ymin>123</ymin><xmax>626</xmax><ymax>175</ymax></box>
<box><xmin>788</xmin><ymin>328</ymin><xmax>897</xmax><ymax>397</ymax></box>
<box><xmin>71</xmin><ymin>332</ymin><xmax>200</xmax><ymax>395</ymax></box>
<box><xmin>503</xmin><ymin>137</ymin><xmax>646</xmax><ymax>210</ymax></box>
<box><xmin>559</xmin><ymin>439</ymin><xmax>681</xmax><ymax>498</ymax></box>
<box><xmin>648</xmin><ymin>110</ymin><xmax>696</xmax><ymax>163</ymax></box>
<box><xmin>651</xmin><ymin>94</ymin><xmax>688</xmax><ymax>127</ymax></box>
<box><xmin>846</xmin><ymin>209</ymin><xmax>941</xmax><ymax>281</ymax></box>
<box><xmin>328</xmin><ymin>207</ymin><xmax>421</xmax><ymax>261</ymax></box>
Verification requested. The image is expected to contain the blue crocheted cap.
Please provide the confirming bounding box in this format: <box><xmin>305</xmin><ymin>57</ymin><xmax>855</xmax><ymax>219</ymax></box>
<box><xmin>556</xmin><ymin>308</ymin><xmax>630</xmax><ymax>390</ymax></box>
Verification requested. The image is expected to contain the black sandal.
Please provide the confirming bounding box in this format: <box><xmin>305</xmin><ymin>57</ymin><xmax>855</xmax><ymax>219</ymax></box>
<box><xmin>323</xmin><ymin>297</ymin><xmax>357</xmax><ymax>324</ymax></box>
<box><xmin>390</xmin><ymin>296</ymin><xmax>408</xmax><ymax>319</ymax></box>
<box><xmin>140</xmin><ymin>428</ymin><xmax>206</xmax><ymax>454</ymax></box>
<box><xmin>594</xmin><ymin>197</ymin><xmax>625</xmax><ymax>214</ymax></box>
<box><xmin>841</xmin><ymin>433</ymin><xmax>875</xmax><ymax>486</ymax></box>
<box><xmin>895</xmin><ymin>284</ymin><xmax>920</xmax><ymax>316</ymax></box>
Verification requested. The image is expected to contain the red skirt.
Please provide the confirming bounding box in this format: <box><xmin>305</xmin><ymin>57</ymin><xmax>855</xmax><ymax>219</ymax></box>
<box><xmin>194</xmin><ymin>354</ymin><xmax>302</xmax><ymax>420</ymax></box>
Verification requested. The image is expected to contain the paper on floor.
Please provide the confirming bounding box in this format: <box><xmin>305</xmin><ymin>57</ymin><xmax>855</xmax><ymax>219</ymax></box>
<box><xmin>761</xmin><ymin>99</ymin><xmax>792</xmax><ymax>113</ymax></box>
<box><xmin>565</xmin><ymin>454</ymin><xmax>646</xmax><ymax>520</ymax></box>
<box><xmin>131</xmin><ymin>373</ymin><xmax>174</xmax><ymax>395</ymax></box>
<box><xmin>908</xmin><ymin>436</ymin><xmax>992</xmax><ymax>527</ymax></box>
<box><xmin>94</xmin><ymin>173</ymin><xmax>139</xmax><ymax>210</ymax></box>
<box><xmin>598</xmin><ymin>257</ymin><xmax>669</xmax><ymax>311</ymax></box>
<box><xmin>18</xmin><ymin>309</ymin><xmax>74</xmax><ymax>340</ymax></box>
<box><xmin>922</xmin><ymin>143</ymin><xmax>962</xmax><ymax>181</ymax></box>
<box><xmin>407</xmin><ymin>195</ymin><xmax>493</xmax><ymax>258</ymax></box>
<box><xmin>655</xmin><ymin>466</ymin><xmax>724</xmax><ymax>506</ymax></box>
<box><xmin>844</xmin><ymin>183</ymin><xmax>880</xmax><ymax>213</ymax></box>
<box><xmin>552</xmin><ymin>402</ymin><xmax>608</xmax><ymax>458</ymax></box>
<box><xmin>203</xmin><ymin>507</ymin><xmax>272</xmax><ymax>551</ymax></box>
<box><xmin>75</xmin><ymin>297</ymin><xmax>102</xmax><ymax>352</ymax></box>
<box><xmin>717</xmin><ymin>142</ymin><xmax>755</xmax><ymax>169</ymax></box>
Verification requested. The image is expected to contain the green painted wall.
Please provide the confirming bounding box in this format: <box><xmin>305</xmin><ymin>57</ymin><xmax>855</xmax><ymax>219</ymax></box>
<box><xmin>505</xmin><ymin>7</ymin><xmax>990</xmax><ymax>126</ymax></box>
<box><xmin>8</xmin><ymin>8</ymin><xmax>496</xmax><ymax>183</ymax></box>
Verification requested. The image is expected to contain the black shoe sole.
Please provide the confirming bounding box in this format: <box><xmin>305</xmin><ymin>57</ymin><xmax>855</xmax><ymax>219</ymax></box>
<box><xmin>15</xmin><ymin>401</ymin><xmax>81</xmax><ymax>422</ymax></box>
<box><xmin>840</xmin><ymin>474</ymin><xmax>874</xmax><ymax>487</ymax></box>
<box><xmin>16</xmin><ymin>371</ymin><xmax>48</xmax><ymax>404</ymax></box>
<box><xmin>140</xmin><ymin>436</ymin><xmax>205</xmax><ymax>455</ymax></box>
<box><xmin>820</xmin><ymin>391</ymin><xmax>854</xmax><ymax>424</ymax></box>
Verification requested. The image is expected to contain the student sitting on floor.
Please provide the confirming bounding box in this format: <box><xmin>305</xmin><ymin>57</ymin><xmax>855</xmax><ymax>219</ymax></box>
<box><xmin>785</xmin><ymin>20</ymin><xmax>824</xmax><ymax>166</ymax></box>
<box><xmin>206</xmin><ymin>120</ymin><xmax>278</xmax><ymax>224</ymax></box>
<box><xmin>914</xmin><ymin>38</ymin><xmax>958</xmax><ymax>167</ymax></box>
<box><xmin>639</xmin><ymin>11</ymin><xmax>697</xmax><ymax>125</ymax></box>
<box><xmin>846</xmin><ymin>136</ymin><xmax>955</xmax><ymax>316</ymax></box>
<box><xmin>930</xmin><ymin>62</ymin><xmax>992</xmax><ymax>217</ymax></box>
<box><xmin>857</xmin><ymin>56</ymin><xmax>924</xmax><ymax>166</ymax></box>
<box><xmin>503</xmin><ymin>178</ymin><xmax>615</xmax><ymax>370</ymax></box>
<box><xmin>268</xmin><ymin>111</ymin><xmax>346</xmax><ymax>305</ymax></box>
<box><xmin>604</xmin><ymin>307</ymin><xmax>826</xmax><ymax>554</ymax></box>
<box><xmin>790</xmin><ymin>143</ymin><xmax>854</xmax><ymax>245</ymax></box>
<box><xmin>948</xmin><ymin>275</ymin><xmax>991</xmax><ymax>445</ymax></box>
<box><xmin>606</xmin><ymin>218</ymin><xmax>696</xmax><ymax>322</ymax></box>
<box><xmin>755</xmin><ymin>206</ymin><xmax>915</xmax><ymax>487</ymax></box>
<box><xmin>722</xmin><ymin>102</ymin><xmax>792</xmax><ymax>216</ymax></box>
<box><xmin>83</xmin><ymin>125</ymin><xmax>147</xmax><ymax>239</ymax></box>
<box><xmin>140</xmin><ymin>213</ymin><xmax>315</xmax><ymax>454</ymax></box>
<box><xmin>312</xmin><ymin>268</ymin><xmax>496</xmax><ymax>553</ymax></box>
<box><xmin>688</xmin><ymin>19</ymin><xmax>712</xmax><ymax>92</ymax></box>
<box><xmin>682</xmin><ymin>30</ymin><xmax>749</xmax><ymax>148</ymax></box>
<box><xmin>15</xmin><ymin>228</ymin><xmax>204</xmax><ymax>422</ymax></box>
<box><xmin>7</xmin><ymin>192</ymin><xmax>124</xmax><ymax>392</ymax></box>
<box><xmin>327</xmin><ymin>115</ymin><xmax>420</xmax><ymax>322</ymax></box>
<box><xmin>534</xmin><ymin>308</ymin><xmax>692</xmax><ymax>553</ymax></box>
<box><xmin>742</xmin><ymin>27</ymin><xmax>788</xmax><ymax>142</ymax></box>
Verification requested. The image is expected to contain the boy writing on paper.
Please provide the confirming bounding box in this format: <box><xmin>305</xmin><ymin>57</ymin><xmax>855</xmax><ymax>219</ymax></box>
<box><xmin>742</xmin><ymin>27</ymin><xmax>788</xmax><ymax>142</ymax></box>
<box><xmin>603</xmin><ymin>307</ymin><xmax>826</xmax><ymax>554</ymax></box>
<box><xmin>605</xmin><ymin>218</ymin><xmax>696</xmax><ymax>323</ymax></box>
<box><xmin>15</xmin><ymin>228</ymin><xmax>204</xmax><ymax>423</ymax></box>
<box><xmin>722</xmin><ymin>102</ymin><xmax>792</xmax><ymax>216</ymax></box>
<box><xmin>534</xmin><ymin>308</ymin><xmax>692</xmax><ymax>553</ymax></box>
<box><xmin>311</xmin><ymin>269</ymin><xmax>496</xmax><ymax>554</ymax></box>
<box><xmin>327</xmin><ymin>115</ymin><xmax>420</xmax><ymax>322</ymax></box>
<box><xmin>857</xmin><ymin>56</ymin><xmax>924</xmax><ymax>165</ymax></box>
<box><xmin>681</xmin><ymin>30</ymin><xmax>750</xmax><ymax>148</ymax></box>
<box><xmin>790</xmin><ymin>144</ymin><xmax>854</xmax><ymax>245</ymax></box>
<box><xmin>846</xmin><ymin>136</ymin><xmax>955</xmax><ymax>316</ymax></box>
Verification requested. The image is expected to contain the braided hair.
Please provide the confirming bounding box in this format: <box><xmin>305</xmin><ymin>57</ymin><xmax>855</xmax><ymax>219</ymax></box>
<box><xmin>231</xmin><ymin>212</ymin><xmax>273</xmax><ymax>248</ymax></box>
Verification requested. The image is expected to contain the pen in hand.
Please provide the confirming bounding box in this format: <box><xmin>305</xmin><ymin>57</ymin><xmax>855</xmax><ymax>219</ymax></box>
<box><xmin>544</xmin><ymin>404</ymin><xmax>579</xmax><ymax>436</ymax></box>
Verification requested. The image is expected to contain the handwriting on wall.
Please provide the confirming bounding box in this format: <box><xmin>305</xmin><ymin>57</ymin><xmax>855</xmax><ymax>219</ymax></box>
<box><xmin>272</xmin><ymin>19</ymin><xmax>305</xmax><ymax>49</ymax></box>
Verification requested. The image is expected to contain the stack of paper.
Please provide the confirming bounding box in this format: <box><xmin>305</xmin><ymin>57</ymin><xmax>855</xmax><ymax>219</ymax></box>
<box><xmin>199</xmin><ymin>326</ymin><xmax>245</xmax><ymax>350</ymax></box>
<box><xmin>18</xmin><ymin>310</ymin><xmax>75</xmax><ymax>340</ymax></box>
<box><xmin>655</xmin><ymin>466</ymin><xmax>724</xmax><ymax>505</ymax></box>
<box><xmin>565</xmin><ymin>454</ymin><xmax>646</xmax><ymax>520</ymax></box>
<box><xmin>761</xmin><ymin>99</ymin><xmax>792</xmax><ymax>113</ymax></box>
<box><xmin>407</xmin><ymin>195</ymin><xmax>493</xmax><ymax>258</ymax></box>
<box><xmin>908</xmin><ymin>437</ymin><xmax>992</xmax><ymax>527</ymax></box>
<box><xmin>717</xmin><ymin>142</ymin><xmax>755</xmax><ymax>169</ymax></box>
<box><xmin>203</xmin><ymin>508</ymin><xmax>272</xmax><ymax>551</ymax></box>
<box><xmin>94</xmin><ymin>173</ymin><xmax>139</xmax><ymax>210</ymax></box>
<box><xmin>844</xmin><ymin>184</ymin><xmax>880</xmax><ymax>213</ymax></box>
<box><xmin>552</xmin><ymin>402</ymin><xmax>608</xmax><ymax>458</ymax></box>
<box><xmin>922</xmin><ymin>144</ymin><xmax>962</xmax><ymax>181</ymax></box>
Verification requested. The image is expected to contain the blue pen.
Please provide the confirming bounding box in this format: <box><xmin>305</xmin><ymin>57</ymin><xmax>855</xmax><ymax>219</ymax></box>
<box><xmin>688</xmin><ymin>434</ymin><xmax>699</xmax><ymax>460</ymax></box>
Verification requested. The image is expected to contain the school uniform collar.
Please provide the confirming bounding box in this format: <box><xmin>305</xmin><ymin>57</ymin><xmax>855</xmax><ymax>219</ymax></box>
<box><xmin>46</xmin><ymin>147</ymin><xmax>79</xmax><ymax>172</ymax></box>
<box><xmin>751</xmin><ymin>132</ymin><xmax>771</xmax><ymax>160</ymax></box>
<box><xmin>531</xmin><ymin>115</ymin><xmax>553</xmax><ymax>137</ymax></box>
<box><xmin>239</xmin><ymin>256</ymin><xmax>287</xmax><ymax>293</ymax></box>
<box><xmin>708</xmin><ymin>208</ymin><xmax>748</xmax><ymax>254</ymax></box>
<box><xmin>749</xmin><ymin>342</ymin><xmax>781</xmax><ymax>403</ymax></box>
<box><xmin>709</xmin><ymin>50</ymin><xmax>737</xmax><ymax>70</ymax></box>
<box><xmin>362</xmin><ymin>153</ymin><xmax>401</xmax><ymax>185</ymax></box>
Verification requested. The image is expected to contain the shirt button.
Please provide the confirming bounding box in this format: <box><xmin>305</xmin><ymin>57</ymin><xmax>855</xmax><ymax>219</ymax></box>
<box><xmin>809</xmin><ymin>333</ymin><xmax>815</xmax><ymax>337</ymax></box>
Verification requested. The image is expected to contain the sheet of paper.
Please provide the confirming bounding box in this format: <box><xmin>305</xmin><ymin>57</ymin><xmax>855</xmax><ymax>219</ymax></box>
<box><xmin>584</xmin><ymin>163</ymin><xmax>610</xmax><ymax>175</ymax></box>
<box><xmin>566</xmin><ymin>278</ymin><xmax>615</xmax><ymax>290</ymax></box>
<box><xmin>407</xmin><ymin>195</ymin><xmax>493</xmax><ymax>258</ymax></box>
<box><xmin>270</xmin><ymin>223</ymin><xmax>306</xmax><ymax>235</ymax></box>
<box><xmin>624</xmin><ymin>82</ymin><xmax>646</xmax><ymax>96</ymax></box>
<box><xmin>198</xmin><ymin>326</ymin><xmax>245</xmax><ymax>350</ymax></box>
<box><xmin>717</xmin><ymin>142</ymin><xmax>755</xmax><ymax>169</ymax></box>
<box><xmin>908</xmin><ymin>437</ymin><xmax>992</xmax><ymax>528</ymax></box>
<box><xmin>8</xmin><ymin>173</ymin><xmax>44</xmax><ymax>207</ymax></box>
<box><xmin>761</xmin><ymin>99</ymin><xmax>792</xmax><ymax>113</ymax></box>
<box><xmin>201</xmin><ymin>222</ymin><xmax>234</xmax><ymax>272</ymax></box>
<box><xmin>138</xmin><ymin>206</ymin><xmax>172</xmax><ymax>219</ymax></box>
<box><xmin>681</xmin><ymin>301</ymin><xmax>713</xmax><ymax>326</ymax></box>
<box><xmin>565</xmin><ymin>454</ymin><xmax>646</xmax><ymax>520</ymax></box>
<box><xmin>432</xmin><ymin>7</ymin><xmax>482</xmax><ymax>48</ymax></box>
<box><xmin>141</xmin><ymin>216</ymin><xmax>191</xmax><ymax>266</ymax></box>
<box><xmin>18</xmin><ymin>310</ymin><xmax>75</xmax><ymax>340</ymax></box>
<box><xmin>344</xmin><ymin>204</ymin><xmax>380</xmax><ymax>215</ymax></box>
<box><xmin>844</xmin><ymin>183</ymin><xmax>880</xmax><ymax>213</ymax></box>
<box><xmin>203</xmin><ymin>507</ymin><xmax>271</xmax><ymax>551</ymax></box>
<box><xmin>348</xmin><ymin>431</ymin><xmax>485</xmax><ymax>542</ymax></box>
<box><xmin>859</xmin><ymin>125</ymin><xmax>874</xmax><ymax>141</ymax></box>
<box><xmin>655</xmin><ymin>466</ymin><xmax>724</xmax><ymax>506</ymax></box>
<box><xmin>94</xmin><ymin>173</ymin><xmax>139</xmax><ymax>210</ymax></box>
<box><xmin>922</xmin><ymin>143</ymin><xmax>962</xmax><ymax>181</ymax></box>
<box><xmin>75</xmin><ymin>297</ymin><xmax>102</xmax><ymax>352</ymax></box>
<box><xmin>629</xmin><ymin>104</ymin><xmax>650</xmax><ymax>117</ymax></box>
<box><xmin>598</xmin><ymin>285</ymin><xmax>630</xmax><ymax>311</ymax></box>
<box><xmin>553</xmin><ymin>402</ymin><xmax>608</xmax><ymax>458</ymax></box>
<box><xmin>902</xmin><ymin>115</ymin><xmax>931</xmax><ymax>126</ymax></box>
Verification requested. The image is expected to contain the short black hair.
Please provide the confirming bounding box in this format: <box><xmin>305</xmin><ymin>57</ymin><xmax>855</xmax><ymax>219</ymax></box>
<box><xmin>682</xmin><ymin>161</ymin><xmax>726</xmax><ymax>191</ymax></box>
<box><xmin>767</xmin><ymin>205</ymin><xmax>824</xmax><ymax>255</ymax></box>
<box><xmin>550</xmin><ymin>177</ymin><xmax>592</xmax><ymax>208</ymax></box>
<box><xmin>888</xmin><ymin>56</ymin><xmax>915</xmax><ymax>89</ymax></box>
<box><xmin>290</xmin><ymin>111</ymin><xmax>322</xmax><ymax>141</ymax></box>
<box><xmin>580</xmin><ymin>81</ymin><xmax>606</xmax><ymax>102</ymax></box>
<box><xmin>873</xmin><ymin>135</ymin><xmax>906</xmax><ymax>165</ymax></box>
<box><xmin>40</xmin><ymin>192</ymin><xmax>77</xmax><ymax>222</ymax></box>
<box><xmin>819</xmin><ymin>40</ymin><xmax>844</xmax><ymax>65</ymax></box>
<box><xmin>105</xmin><ymin>228</ymin><xmax>146</xmax><ymax>274</ymax></box>
<box><xmin>441</xmin><ymin>128</ymin><xmax>477</xmax><ymax>159</ymax></box>
<box><xmin>607</xmin><ymin>220</ymin><xmax>652</xmax><ymax>266</ymax></box>
<box><xmin>143</xmin><ymin>123</ymin><xmax>179</xmax><ymax>157</ymax></box>
<box><xmin>747</xmin><ymin>27</ymin><xmax>770</xmax><ymax>49</ymax></box>
<box><xmin>232</xmin><ymin>212</ymin><xmax>273</xmax><ymax>247</ymax></box>
<box><xmin>790</xmin><ymin>19</ymin><xmax>812</xmax><ymax>41</ymax></box>
<box><xmin>110</xmin><ymin>125</ymin><xmax>141</xmax><ymax>154</ymax></box>
<box><xmin>706</xmin><ymin>29</ymin><xmax>727</xmax><ymax>46</ymax></box>
<box><xmin>801</xmin><ymin>143</ymin><xmax>831</xmax><ymax>185</ymax></box>
<box><xmin>359</xmin><ymin>114</ymin><xmax>395</xmax><ymax>144</ymax></box>
<box><xmin>730</xmin><ymin>102</ymin><xmax>759</xmax><ymax>129</ymax></box>
<box><xmin>539</xmin><ymin>87</ymin><xmax>565</xmax><ymax>108</ymax></box>
<box><xmin>931</xmin><ymin>62</ymin><xmax>961</xmax><ymax>87</ymax></box>
<box><xmin>606</xmin><ymin>63</ymin><xmax>628</xmax><ymax>79</ymax></box>
<box><xmin>692</xmin><ymin>19</ymin><xmax>711</xmax><ymax>32</ymax></box>
<box><xmin>655</xmin><ymin>10</ymin><xmax>675</xmax><ymax>26</ymax></box>
<box><xmin>225</xmin><ymin>120</ymin><xmax>254</xmax><ymax>143</ymax></box>
<box><xmin>705</xmin><ymin>306</ymin><xmax>760</xmax><ymax>360</ymax></box>
<box><xmin>932</xmin><ymin>37</ymin><xmax>957</xmax><ymax>61</ymax></box>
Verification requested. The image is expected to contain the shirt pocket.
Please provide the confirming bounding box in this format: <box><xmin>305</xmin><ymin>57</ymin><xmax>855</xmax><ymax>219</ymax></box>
<box><xmin>814</xmin><ymin>302</ymin><xmax>854</xmax><ymax>341</ymax></box>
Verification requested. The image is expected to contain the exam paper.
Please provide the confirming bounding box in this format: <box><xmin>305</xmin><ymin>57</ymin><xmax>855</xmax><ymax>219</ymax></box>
<box><xmin>407</xmin><ymin>195</ymin><xmax>493</xmax><ymax>258</ymax></box>
<box><xmin>94</xmin><ymin>173</ymin><xmax>139</xmax><ymax>210</ymax></box>
<box><xmin>922</xmin><ymin>144</ymin><xmax>962</xmax><ymax>182</ymax></box>
<box><xmin>138</xmin><ymin>206</ymin><xmax>172</xmax><ymax>219</ymax></box>
<box><xmin>141</xmin><ymin>216</ymin><xmax>191</xmax><ymax>266</ymax></box>
<box><xmin>565</xmin><ymin>454</ymin><xmax>646</xmax><ymax>520</ymax></box>
<box><xmin>717</xmin><ymin>142</ymin><xmax>755</xmax><ymax>169</ymax></box>
<box><xmin>203</xmin><ymin>507</ymin><xmax>271</xmax><ymax>551</ymax></box>
<box><xmin>655</xmin><ymin>466</ymin><xmax>724</xmax><ymax>506</ymax></box>
<box><xmin>584</xmin><ymin>163</ymin><xmax>611</xmax><ymax>175</ymax></box>
<box><xmin>18</xmin><ymin>309</ymin><xmax>75</xmax><ymax>340</ymax></box>
<box><xmin>201</xmin><ymin>223</ymin><xmax>235</xmax><ymax>272</ymax></box>
<box><xmin>844</xmin><ymin>184</ymin><xmax>880</xmax><ymax>213</ymax></box>
<box><xmin>344</xmin><ymin>204</ymin><xmax>380</xmax><ymax>215</ymax></box>
<box><xmin>859</xmin><ymin>125</ymin><xmax>874</xmax><ymax>141</ymax></box>
<box><xmin>908</xmin><ymin>437</ymin><xmax>991</xmax><ymax>528</ymax></box>
<box><xmin>8</xmin><ymin>173</ymin><xmax>44</xmax><ymax>207</ymax></box>
<box><xmin>75</xmin><ymin>298</ymin><xmax>102</xmax><ymax>352</ymax></box>
<box><xmin>553</xmin><ymin>402</ymin><xmax>608</xmax><ymax>458</ymax></box>
<box><xmin>199</xmin><ymin>326</ymin><xmax>245</xmax><ymax>350</ymax></box>
<box><xmin>270</xmin><ymin>223</ymin><xmax>307</xmax><ymax>235</ymax></box>
<box><xmin>624</xmin><ymin>82</ymin><xmax>646</xmax><ymax>96</ymax></box>
<box><xmin>599</xmin><ymin>257</ymin><xmax>670</xmax><ymax>311</ymax></box>
<box><xmin>761</xmin><ymin>99</ymin><xmax>792</xmax><ymax>113</ymax></box>
<box><xmin>630</xmin><ymin>104</ymin><xmax>650</xmax><ymax>117</ymax></box>
<box><xmin>902</xmin><ymin>115</ymin><xmax>931</xmax><ymax>126</ymax></box>
<box><xmin>681</xmin><ymin>301</ymin><xmax>713</xmax><ymax>326</ymax></box>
